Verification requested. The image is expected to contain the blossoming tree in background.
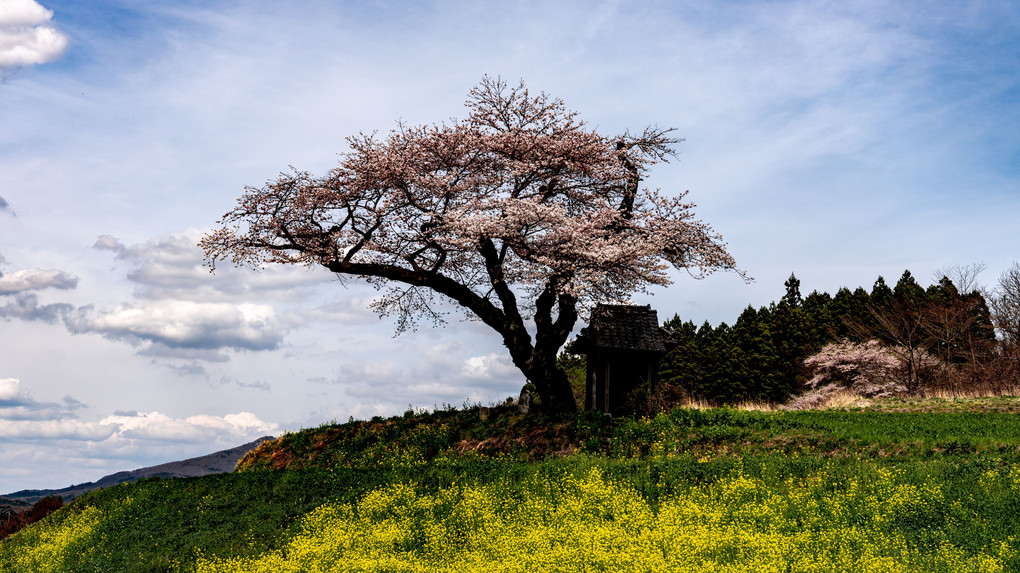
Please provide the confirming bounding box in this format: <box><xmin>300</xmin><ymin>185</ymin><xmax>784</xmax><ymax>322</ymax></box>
<box><xmin>201</xmin><ymin>77</ymin><xmax>741</xmax><ymax>413</ymax></box>
<box><xmin>803</xmin><ymin>339</ymin><xmax>906</xmax><ymax>398</ymax></box>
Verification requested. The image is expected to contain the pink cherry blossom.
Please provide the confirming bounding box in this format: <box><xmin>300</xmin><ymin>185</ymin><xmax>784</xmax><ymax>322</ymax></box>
<box><xmin>201</xmin><ymin>77</ymin><xmax>742</xmax><ymax>412</ymax></box>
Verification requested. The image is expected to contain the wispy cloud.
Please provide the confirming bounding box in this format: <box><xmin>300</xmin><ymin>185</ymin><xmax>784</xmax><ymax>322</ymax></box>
<box><xmin>0</xmin><ymin>268</ymin><xmax>78</xmax><ymax>294</ymax></box>
<box><xmin>0</xmin><ymin>293</ymin><xmax>74</xmax><ymax>323</ymax></box>
<box><xmin>0</xmin><ymin>378</ymin><xmax>84</xmax><ymax>421</ymax></box>
<box><xmin>0</xmin><ymin>376</ymin><xmax>278</xmax><ymax>491</ymax></box>
<box><xmin>334</xmin><ymin>342</ymin><xmax>525</xmax><ymax>412</ymax></box>
<box><xmin>0</xmin><ymin>408</ymin><xmax>277</xmax><ymax>449</ymax></box>
<box><xmin>94</xmin><ymin>232</ymin><xmax>335</xmax><ymax>302</ymax></box>
<box><xmin>0</xmin><ymin>257</ymin><xmax>78</xmax><ymax>322</ymax></box>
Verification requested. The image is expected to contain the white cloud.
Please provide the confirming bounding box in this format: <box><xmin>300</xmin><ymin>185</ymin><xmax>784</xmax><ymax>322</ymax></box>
<box><xmin>0</xmin><ymin>0</ymin><xmax>68</xmax><ymax>70</ymax></box>
<box><xmin>0</xmin><ymin>377</ymin><xmax>84</xmax><ymax>421</ymax></box>
<box><xmin>0</xmin><ymin>377</ymin><xmax>31</xmax><ymax>403</ymax></box>
<box><xmin>335</xmin><ymin>342</ymin><xmax>524</xmax><ymax>411</ymax></box>
<box><xmin>0</xmin><ymin>406</ymin><xmax>279</xmax><ymax>491</ymax></box>
<box><xmin>0</xmin><ymin>268</ymin><xmax>78</xmax><ymax>293</ymax></box>
<box><xmin>94</xmin><ymin>231</ymin><xmax>335</xmax><ymax>302</ymax></box>
<box><xmin>335</xmin><ymin>361</ymin><xmax>400</xmax><ymax>385</ymax></box>
<box><xmin>56</xmin><ymin>230</ymin><xmax>377</xmax><ymax>366</ymax></box>
<box><xmin>0</xmin><ymin>377</ymin><xmax>279</xmax><ymax>490</ymax></box>
<box><xmin>308</xmin><ymin>297</ymin><xmax>381</xmax><ymax>325</ymax></box>
<box><xmin>0</xmin><ymin>0</ymin><xmax>53</xmax><ymax>27</ymax></box>
<box><xmin>0</xmin><ymin>262</ymin><xmax>79</xmax><ymax>324</ymax></box>
<box><xmin>0</xmin><ymin>231</ymin><xmax>346</xmax><ymax>371</ymax></box>
<box><xmin>232</xmin><ymin>378</ymin><xmax>271</xmax><ymax>392</ymax></box>
<box><xmin>0</xmin><ymin>379</ymin><xmax>277</xmax><ymax>444</ymax></box>
<box><xmin>97</xmin><ymin>410</ymin><xmax>277</xmax><ymax>443</ymax></box>
<box><xmin>0</xmin><ymin>292</ymin><xmax>74</xmax><ymax>323</ymax></box>
<box><xmin>461</xmin><ymin>353</ymin><xmax>518</xmax><ymax>381</ymax></box>
<box><xmin>0</xmin><ymin>418</ymin><xmax>114</xmax><ymax>440</ymax></box>
<box><xmin>137</xmin><ymin>344</ymin><xmax>230</xmax><ymax>363</ymax></box>
<box><xmin>71</xmin><ymin>300</ymin><xmax>285</xmax><ymax>352</ymax></box>
<box><xmin>92</xmin><ymin>234</ymin><xmax>125</xmax><ymax>254</ymax></box>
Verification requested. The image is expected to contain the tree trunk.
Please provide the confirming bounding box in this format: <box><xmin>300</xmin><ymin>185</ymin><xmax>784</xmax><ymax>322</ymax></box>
<box><xmin>526</xmin><ymin>358</ymin><xmax>578</xmax><ymax>414</ymax></box>
<box><xmin>499</xmin><ymin>319</ymin><xmax>578</xmax><ymax>414</ymax></box>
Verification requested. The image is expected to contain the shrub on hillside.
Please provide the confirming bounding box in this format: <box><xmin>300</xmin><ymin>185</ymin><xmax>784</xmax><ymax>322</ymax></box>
<box><xmin>789</xmin><ymin>340</ymin><xmax>907</xmax><ymax>409</ymax></box>
<box><xmin>804</xmin><ymin>340</ymin><xmax>905</xmax><ymax>396</ymax></box>
<box><xmin>0</xmin><ymin>496</ymin><xmax>63</xmax><ymax>541</ymax></box>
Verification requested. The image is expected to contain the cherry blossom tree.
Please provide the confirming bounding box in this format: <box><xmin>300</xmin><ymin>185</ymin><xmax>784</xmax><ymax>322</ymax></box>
<box><xmin>802</xmin><ymin>339</ymin><xmax>905</xmax><ymax>399</ymax></box>
<box><xmin>201</xmin><ymin>78</ymin><xmax>741</xmax><ymax>413</ymax></box>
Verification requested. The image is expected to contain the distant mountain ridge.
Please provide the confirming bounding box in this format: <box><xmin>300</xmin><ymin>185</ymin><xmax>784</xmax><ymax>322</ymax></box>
<box><xmin>2</xmin><ymin>436</ymin><xmax>275</xmax><ymax>505</ymax></box>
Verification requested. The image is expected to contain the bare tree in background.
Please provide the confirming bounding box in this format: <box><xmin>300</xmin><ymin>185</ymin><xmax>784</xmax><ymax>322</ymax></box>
<box><xmin>990</xmin><ymin>262</ymin><xmax>1020</xmax><ymax>347</ymax></box>
<box><xmin>856</xmin><ymin>304</ymin><xmax>929</xmax><ymax>391</ymax></box>
<box><xmin>933</xmin><ymin>262</ymin><xmax>986</xmax><ymax>295</ymax></box>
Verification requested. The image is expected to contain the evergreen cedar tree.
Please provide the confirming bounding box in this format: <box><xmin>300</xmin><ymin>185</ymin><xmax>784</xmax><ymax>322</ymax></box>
<box><xmin>200</xmin><ymin>78</ymin><xmax>743</xmax><ymax>414</ymax></box>
<box><xmin>656</xmin><ymin>270</ymin><xmax>997</xmax><ymax>405</ymax></box>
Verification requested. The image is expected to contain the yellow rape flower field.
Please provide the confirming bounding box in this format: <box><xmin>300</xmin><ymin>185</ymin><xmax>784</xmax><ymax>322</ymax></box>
<box><xmin>1</xmin><ymin>498</ymin><xmax>131</xmax><ymax>573</ymax></box>
<box><xmin>193</xmin><ymin>466</ymin><xmax>1015</xmax><ymax>573</ymax></box>
<box><xmin>7</xmin><ymin>406</ymin><xmax>1020</xmax><ymax>572</ymax></box>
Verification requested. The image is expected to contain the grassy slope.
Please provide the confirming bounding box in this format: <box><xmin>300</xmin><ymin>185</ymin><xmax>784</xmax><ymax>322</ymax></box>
<box><xmin>4</xmin><ymin>398</ymin><xmax>1020</xmax><ymax>572</ymax></box>
<box><xmin>237</xmin><ymin>400</ymin><xmax>1020</xmax><ymax>471</ymax></box>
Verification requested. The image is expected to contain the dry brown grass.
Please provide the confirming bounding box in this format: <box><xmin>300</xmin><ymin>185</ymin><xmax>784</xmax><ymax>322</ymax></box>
<box><xmin>648</xmin><ymin>381</ymin><xmax>1020</xmax><ymax>414</ymax></box>
<box><xmin>812</xmin><ymin>388</ymin><xmax>872</xmax><ymax>410</ymax></box>
<box><xmin>669</xmin><ymin>396</ymin><xmax>712</xmax><ymax>410</ymax></box>
<box><xmin>730</xmin><ymin>399</ymin><xmax>778</xmax><ymax>412</ymax></box>
<box><xmin>916</xmin><ymin>384</ymin><xmax>1020</xmax><ymax>400</ymax></box>
<box><xmin>668</xmin><ymin>396</ymin><xmax>778</xmax><ymax>412</ymax></box>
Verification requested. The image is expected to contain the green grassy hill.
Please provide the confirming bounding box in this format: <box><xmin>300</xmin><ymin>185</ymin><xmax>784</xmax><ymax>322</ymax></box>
<box><xmin>5</xmin><ymin>399</ymin><xmax>1020</xmax><ymax>572</ymax></box>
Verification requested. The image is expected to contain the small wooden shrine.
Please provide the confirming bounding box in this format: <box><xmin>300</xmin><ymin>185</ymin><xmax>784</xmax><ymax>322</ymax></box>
<box><xmin>572</xmin><ymin>304</ymin><xmax>675</xmax><ymax>415</ymax></box>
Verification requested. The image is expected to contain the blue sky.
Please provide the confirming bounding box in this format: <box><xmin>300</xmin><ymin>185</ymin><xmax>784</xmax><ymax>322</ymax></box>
<box><xmin>1</xmin><ymin>0</ymin><xmax>1019</xmax><ymax>492</ymax></box>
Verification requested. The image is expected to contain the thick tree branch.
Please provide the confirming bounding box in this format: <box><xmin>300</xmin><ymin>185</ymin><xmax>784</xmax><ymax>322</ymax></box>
<box><xmin>615</xmin><ymin>141</ymin><xmax>640</xmax><ymax>219</ymax></box>
<box><xmin>324</xmin><ymin>259</ymin><xmax>507</xmax><ymax>333</ymax></box>
<box><xmin>478</xmin><ymin>238</ymin><xmax>534</xmax><ymax>365</ymax></box>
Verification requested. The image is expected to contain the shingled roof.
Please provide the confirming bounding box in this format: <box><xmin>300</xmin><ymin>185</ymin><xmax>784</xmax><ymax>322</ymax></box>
<box><xmin>577</xmin><ymin>304</ymin><xmax>672</xmax><ymax>353</ymax></box>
